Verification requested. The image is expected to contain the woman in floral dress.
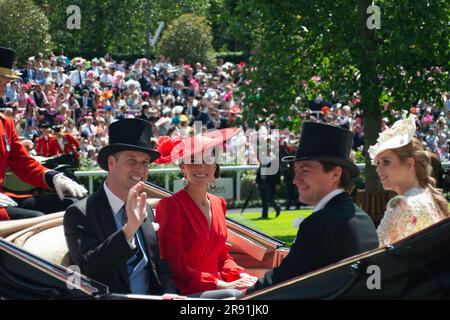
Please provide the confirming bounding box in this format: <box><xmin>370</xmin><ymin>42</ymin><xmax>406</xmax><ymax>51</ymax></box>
<box><xmin>369</xmin><ymin>116</ymin><xmax>448</xmax><ymax>246</ymax></box>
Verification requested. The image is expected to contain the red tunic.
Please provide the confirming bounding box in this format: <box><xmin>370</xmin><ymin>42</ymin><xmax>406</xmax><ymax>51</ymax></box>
<box><xmin>0</xmin><ymin>115</ymin><xmax>49</xmax><ymax>220</ymax></box>
<box><xmin>51</xmin><ymin>133</ymin><xmax>80</xmax><ymax>159</ymax></box>
<box><xmin>156</xmin><ymin>190</ymin><xmax>245</xmax><ymax>295</ymax></box>
<box><xmin>35</xmin><ymin>135</ymin><xmax>58</xmax><ymax>157</ymax></box>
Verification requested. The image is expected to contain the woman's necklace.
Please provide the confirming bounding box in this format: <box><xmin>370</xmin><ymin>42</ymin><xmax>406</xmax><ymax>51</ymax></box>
<box><xmin>185</xmin><ymin>186</ymin><xmax>208</xmax><ymax>209</ymax></box>
<box><xmin>198</xmin><ymin>198</ymin><xmax>209</xmax><ymax>209</ymax></box>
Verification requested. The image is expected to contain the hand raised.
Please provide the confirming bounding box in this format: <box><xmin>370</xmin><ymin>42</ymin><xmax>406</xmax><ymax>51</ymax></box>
<box><xmin>122</xmin><ymin>182</ymin><xmax>147</xmax><ymax>241</ymax></box>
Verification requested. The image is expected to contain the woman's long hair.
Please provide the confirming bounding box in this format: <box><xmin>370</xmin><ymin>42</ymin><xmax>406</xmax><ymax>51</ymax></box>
<box><xmin>393</xmin><ymin>138</ymin><xmax>449</xmax><ymax>217</ymax></box>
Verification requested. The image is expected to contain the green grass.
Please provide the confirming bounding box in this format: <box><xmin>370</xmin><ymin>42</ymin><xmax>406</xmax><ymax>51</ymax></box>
<box><xmin>228</xmin><ymin>210</ymin><xmax>313</xmax><ymax>247</ymax></box>
<box><xmin>230</xmin><ymin>202</ymin><xmax>450</xmax><ymax>247</ymax></box>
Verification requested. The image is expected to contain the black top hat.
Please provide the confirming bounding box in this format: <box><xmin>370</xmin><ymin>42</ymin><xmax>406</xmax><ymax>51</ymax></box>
<box><xmin>38</xmin><ymin>122</ymin><xmax>51</xmax><ymax>130</ymax></box>
<box><xmin>0</xmin><ymin>47</ymin><xmax>20</xmax><ymax>80</ymax></box>
<box><xmin>52</xmin><ymin>125</ymin><xmax>61</xmax><ymax>133</ymax></box>
<box><xmin>97</xmin><ymin>118</ymin><xmax>160</xmax><ymax>171</ymax></box>
<box><xmin>282</xmin><ymin>122</ymin><xmax>359</xmax><ymax>177</ymax></box>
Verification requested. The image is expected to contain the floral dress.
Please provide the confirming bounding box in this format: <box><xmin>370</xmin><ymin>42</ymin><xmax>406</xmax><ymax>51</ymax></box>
<box><xmin>377</xmin><ymin>187</ymin><xmax>443</xmax><ymax>247</ymax></box>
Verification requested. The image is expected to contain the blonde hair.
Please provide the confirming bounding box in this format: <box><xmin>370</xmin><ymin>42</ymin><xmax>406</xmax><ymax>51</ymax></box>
<box><xmin>393</xmin><ymin>138</ymin><xmax>449</xmax><ymax>217</ymax></box>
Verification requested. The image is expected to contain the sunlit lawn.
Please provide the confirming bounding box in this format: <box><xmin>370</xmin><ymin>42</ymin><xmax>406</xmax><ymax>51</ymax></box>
<box><xmin>229</xmin><ymin>202</ymin><xmax>450</xmax><ymax>247</ymax></box>
<box><xmin>228</xmin><ymin>209</ymin><xmax>313</xmax><ymax>247</ymax></box>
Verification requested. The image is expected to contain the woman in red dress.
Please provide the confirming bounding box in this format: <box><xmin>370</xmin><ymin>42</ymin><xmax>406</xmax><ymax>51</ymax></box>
<box><xmin>155</xmin><ymin>129</ymin><xmax>257</xmax><ymax>295</ymax></box>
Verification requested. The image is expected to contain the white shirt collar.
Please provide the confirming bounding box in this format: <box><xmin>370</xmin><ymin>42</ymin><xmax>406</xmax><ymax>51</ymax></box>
<box><xmin>103</xmin><ymin>181</ymin><xmax>124</xmax><ymax>215</ymax></box>
<box><xmin>313</xmin><ymin>188</ymin><xmax>345</xmax><ymax>213</ymax></box>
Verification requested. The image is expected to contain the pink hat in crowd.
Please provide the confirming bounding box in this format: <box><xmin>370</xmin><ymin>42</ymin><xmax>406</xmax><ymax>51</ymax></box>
<box><xmin>26</xmin><ymin>97</ymin><xmax>35</xmax><ymax>105</ymax></box>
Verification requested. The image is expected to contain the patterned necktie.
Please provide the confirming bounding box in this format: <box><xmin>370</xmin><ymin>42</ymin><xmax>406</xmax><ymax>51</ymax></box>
<box><xmin>120</xmin><ymin>205</ymin><xmax>127</xmax><ymax>226</ymax></box>
<box><xmin>120</xmin><ymin>205</ymin><xmax>143</xmax><ymax>273</ymax></box>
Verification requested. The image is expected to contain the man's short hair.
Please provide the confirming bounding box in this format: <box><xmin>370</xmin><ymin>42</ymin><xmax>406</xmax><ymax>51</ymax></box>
<box><xmin>319</xmin><ymin>161</ymin><xmax>354</xmax><ymax>193</ymax></box>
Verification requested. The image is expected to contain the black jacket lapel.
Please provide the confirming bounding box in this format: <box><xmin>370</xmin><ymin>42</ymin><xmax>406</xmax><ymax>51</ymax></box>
<box><xmin>323</xmin><ymin>192</ymin><xmax>351</xmax><ymax>209</ymax></box>
<box><xmin>141</xmin><ymin>205</ymin><xmax>157</xmax><ymax>259</ymax></box>
<box><xmin>140</xmin><ymin>205</ymin><xmax>162</xmax><ymax>287</ymax></box>
<box><xmin>302</xmin><ymin>192</ymin><xmax>350</xmax><ymax>222</ymax></box>
<box><xmin>91</xmin><ymin>185</ymin><xmax>130</xmax><ymax>288</ymax></box>
<box><xmin>94</xmin><ymin>186</ymin><xmax>119</xmax><ymax>239</ymax></box>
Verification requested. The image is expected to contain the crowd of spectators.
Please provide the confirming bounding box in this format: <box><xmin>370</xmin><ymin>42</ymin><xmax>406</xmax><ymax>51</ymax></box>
<box><xmin>0</xmin><ymin>53</ymin><xmax>249</xmax><ymax>167</ymax></box>
<box><xmin>300</xmin><ymin>91</ymin><xmax>450</xmax><ymax>162</ymax></box>
<box><xmin>1</xmin><ymin>52</ymin><xmax>449</xmax><ymax>169</ymax></box>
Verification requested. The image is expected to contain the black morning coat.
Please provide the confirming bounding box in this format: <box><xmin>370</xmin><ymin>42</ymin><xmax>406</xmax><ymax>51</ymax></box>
<box><xmin>64</xmin><ymin>184</ymin><xmax>178</xmax><ymax>295</ymax></box>
<box><xmin>247</xmin><ymin>192</ymin><xmax>379</xmax><ymax>293</ymax></box>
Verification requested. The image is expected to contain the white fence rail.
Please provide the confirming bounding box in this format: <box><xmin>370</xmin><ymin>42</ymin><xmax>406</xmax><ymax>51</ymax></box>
<box><xmin>75</xmin><ymin>165</ymin><xmax>259</xmax><ymax>201</ymax></box>
<box><xmin>75</xmin><ymin>162</ymin><xmax>450</xmax><ymax>200</ymax></box>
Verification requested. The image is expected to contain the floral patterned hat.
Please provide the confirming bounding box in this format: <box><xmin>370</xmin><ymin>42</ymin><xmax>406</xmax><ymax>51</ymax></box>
<box><xmin>368</xmin><ymin>116</ymin><xmax>416</xmax><ymax>164</ymax></box>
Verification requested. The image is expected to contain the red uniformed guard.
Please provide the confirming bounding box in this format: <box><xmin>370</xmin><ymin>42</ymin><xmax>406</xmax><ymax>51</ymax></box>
<box><xmin>35</xmin><ymin>122</ymin><xmax>58</xmax><ymax>157</ymax></box>
<box><xmin>51</xmin><ymin>125</ymin><xmax>80</xmax><ymax>159</ymax></box>
<box><xmin>0</xmin><ymin>46</ymin><xmax>87</xmax><ymax>220</ymax></box>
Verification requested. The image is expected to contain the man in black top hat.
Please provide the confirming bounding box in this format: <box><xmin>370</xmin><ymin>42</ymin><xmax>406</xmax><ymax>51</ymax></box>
<box><xmin>0</xmin><ymin>46</ymin><xmax>87</xmax><ymax>221</ymax></box>
<box><xmin>246</xmin><ymin>122</ymin><xmax>379</xmax><ymax>293</ymax></box>
<box><xmin>64</xmin><ymin>118</ymin><xmax>178</xmax><ymax>295</ymax></box>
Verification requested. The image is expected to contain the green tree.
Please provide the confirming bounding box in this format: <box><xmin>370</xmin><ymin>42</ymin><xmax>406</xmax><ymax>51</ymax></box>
<box><xmin>0</xmin><ymin>0</ymin><xmax>53</xmax><ymax>63</ymax></box>
<box><xmin>157</xmin><ymin>13</ymin><xmax>216</xmax><ymax>67</ymax></box>
<box><xmin>208</xmin><ymin>0</ymin><xmax>254</xmax><ymax>53</ymax></box>
<box><xmin>40</xmin><ymin>0</ymin><xmax>210</xmax><ymax>59</ymax></box>
<box><xmin>41</xmin><ymin>0</ymin><xmax>144</xmax><ymax>58</ymax></box>
<box><xmin>238</xmin><ymin>0</ymin><xmax>450</xmax><ymax>192</ymax></box>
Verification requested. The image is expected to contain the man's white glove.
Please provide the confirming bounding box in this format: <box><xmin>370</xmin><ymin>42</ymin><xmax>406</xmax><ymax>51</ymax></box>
<box><xmin>0</xmin><ymin>192</ymin><xmax>18</xmax><ymax>208</ymax></box>
<box><xmin>53</xmin><ymin>173</ymin><xmax>88</xmax><ymax>200</ymax></box>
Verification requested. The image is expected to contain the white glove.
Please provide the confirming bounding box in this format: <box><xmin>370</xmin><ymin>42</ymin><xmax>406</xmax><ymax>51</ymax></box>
<box><xmin>53</xmin><ymin>173</ymin><xmax>88</xmax><ymax>200</ymax></box>
<box><xmin>0</xmin><ymin>192</ymin><xmax>18</xmax><ymax>208</ymax></box>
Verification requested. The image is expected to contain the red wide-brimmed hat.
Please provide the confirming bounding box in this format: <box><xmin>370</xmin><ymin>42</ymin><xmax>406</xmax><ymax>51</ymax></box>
<box><xmin>154</xmin><ymin>136</ymin><xmax>183</xmax><ymax>164</ymax></box>
<box><xmin>155</xmin><ymin>128</ymin><xmax>240</xmax><ymax>164</ymax></box>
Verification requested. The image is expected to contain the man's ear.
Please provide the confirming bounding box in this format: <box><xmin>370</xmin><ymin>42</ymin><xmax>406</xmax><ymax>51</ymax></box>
<box><xmin>107</xmin><ymin>154</ymin><xmax>116</xmax><ymax>171</ymax></box>
<box><xmin>333</xmin><ymin>166</ymin><xmax>343</xmax><ymax>184</ymax></box>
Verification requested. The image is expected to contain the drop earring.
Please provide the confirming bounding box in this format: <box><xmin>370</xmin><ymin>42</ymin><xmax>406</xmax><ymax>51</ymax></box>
<box><xmin>209</xmin><ymin>178</ymin><xmax>216</xmax><ymax>191</ymax></box>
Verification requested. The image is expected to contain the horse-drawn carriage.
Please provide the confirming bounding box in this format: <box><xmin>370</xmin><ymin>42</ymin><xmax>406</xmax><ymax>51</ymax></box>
<box><xmin>1</xmin><ymin>182</ymin><xmax>450</xmax><ymax>300</ymax></box>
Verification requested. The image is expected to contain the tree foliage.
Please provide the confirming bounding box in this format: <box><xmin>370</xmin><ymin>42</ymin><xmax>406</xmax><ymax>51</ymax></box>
<box><xmin>39</xmin><ymin>0</ymin><xmax>211</xmax><ymax>58</ymax></box>
<box><xmin>157</xmin><ymin>13</ymin><xmax>216</xmax><ymax>67</ymax></box>
<box><xmin>0</xmin><ymin>0</ymin><xmax>53</xmax><ymax>63</ymax></box>
<box><xmin>208</xmin><ymin>0</ymin><xmax>254</xmax><ymax>53</ymax></box>
<box><xmin>237</xmin><ymin>0</ymin><xmax>450</xmax><ymax>191</ymax></box>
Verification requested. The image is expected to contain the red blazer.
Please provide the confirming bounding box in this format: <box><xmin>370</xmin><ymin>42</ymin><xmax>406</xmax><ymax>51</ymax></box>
<box><xmin>51</xmin><ymin>133</ymin><xmax>80</xmax><ymax>159</ymax></box>
<box><xmin>0</xmin><ymin>114</ymin><xmax>49</xmax><ymax>220</ymax></box>
<box><xmin>156</xmin><ymin>190</ymin><xmax>245</xmax><ymax>295</ymax></box>
<box><xmin>35</xmin><ymin>135</ymin><xmax>58</xmax><ymax>157</ymax></box>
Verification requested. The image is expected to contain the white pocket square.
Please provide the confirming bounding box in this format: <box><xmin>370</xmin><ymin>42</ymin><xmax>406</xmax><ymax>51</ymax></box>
<box><xmin>152</xmin><ymin>222</ymin><xmax>160</xmax><ymax>232</ymax></box>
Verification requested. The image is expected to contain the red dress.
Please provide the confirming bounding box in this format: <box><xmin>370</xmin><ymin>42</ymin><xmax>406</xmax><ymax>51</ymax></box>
<box><xmin>156</xmin><ymin>189</ymin><xmax>245</xmax><ymax>295</ymax></box>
